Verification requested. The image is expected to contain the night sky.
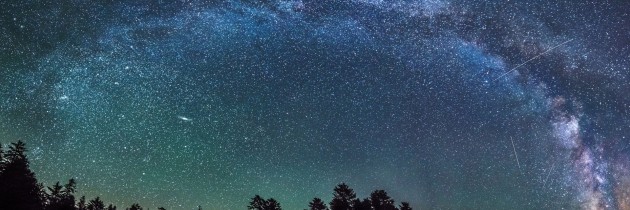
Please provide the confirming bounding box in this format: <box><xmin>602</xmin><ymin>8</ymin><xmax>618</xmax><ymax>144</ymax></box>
<box><xmin>1</xmin><ymin>0</ymin><xmax>629</xmax><ymax>209</ymax></box>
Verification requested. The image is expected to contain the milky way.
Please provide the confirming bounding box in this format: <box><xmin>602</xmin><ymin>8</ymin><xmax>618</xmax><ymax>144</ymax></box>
<box><xmin>1</xmin><ymin>0</ymin><xmax>629</xmax><ymax>209</ymax></box>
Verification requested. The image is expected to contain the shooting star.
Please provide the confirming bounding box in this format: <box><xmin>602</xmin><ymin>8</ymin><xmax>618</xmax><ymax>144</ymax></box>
<box><xmin>511</xmin><ymin>137</ymin><xmax>521</xmax><ymax>171</ymax></box>
<box><xmin>177</xmin><ymin>115</ymin><xmax>192</xmax><ymax>122</ymax></box>
<box><xmin>494</xmin><ymin>38</ymin><xmax>574</xmax><ymax>81</ymax></box>
<box><xmin>542</xmin><ymin>161</ymin><xmax>556</xmax><ymax>188</ymax></box>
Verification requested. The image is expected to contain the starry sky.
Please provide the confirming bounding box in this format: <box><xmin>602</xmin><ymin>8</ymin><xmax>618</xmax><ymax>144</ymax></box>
<box><xmin>1</xmin><ymin>0</ymin><xmax>629</xmax><ymax>209</ymax></box>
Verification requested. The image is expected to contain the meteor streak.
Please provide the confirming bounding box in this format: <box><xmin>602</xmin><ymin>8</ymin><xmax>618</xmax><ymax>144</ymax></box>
<box><xmin>494</xmin><ymin>39</ymin><xmax>574</xmax><ymax>81</ymax></box>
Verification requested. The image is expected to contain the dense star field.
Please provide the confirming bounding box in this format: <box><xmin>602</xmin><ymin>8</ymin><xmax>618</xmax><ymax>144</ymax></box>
<box><xmin>1</xmin><ymin>0</ymin><xmax>629</xmax><ymax>209</ymax></box>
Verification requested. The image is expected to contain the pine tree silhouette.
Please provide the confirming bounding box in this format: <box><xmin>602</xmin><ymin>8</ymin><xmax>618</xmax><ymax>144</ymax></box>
<box><xmin>64</xmin><ymin>178</ymin><xmax>77</xmax><ymax>194</ymax></box>
<box><xmin>127</xmin><ymin>203</ymin><xmax>142</xmax><ymax>210</ymax></box>
<box><xmin>46</xmin><ymin>179</ymin><xmax>77</xmax><ymax>210</ymax></box>
<box><xmin>78</xmin><ymin>196</ymin><xmax>87</xmax><ymax>210</ymax></box>
<box><xmin>0</xmin><ymin>140</ymin><xmax>415</xmax><ymax>210</ymax></box>
<box><xmin>352</xmin><ymin>198</ymin><xmax>371</xmax><ymax>210</ymax></box>
<box><xmin>265</xmin><ymin>198</ymin><xmax>282</xmax><ymax>210</ymax></box>
<box><xmin>248</xmin><ymin>195</ymin><xmax>267</xmax><ymax>210</ymax></box>
<box><xmin>329</xmin><ymin>183</ymin><xmax>356</xmax><ymax>210</ymax></box>
<box><xmin>0</xmin><ymin>144</ymin><xmax>5</xmax><ymax>172</ymax></box>
<box><xmin>0</xmin><ymin>140</ymin><xmax>45</xmax><ymax>210</ymax></box>
<box><xmin>106</xmin><ymin>204</ymin><xmax>117</xmax><ymax>210</ymax></box>
<box><xmin>369</xmin><ymin>190</ymin><xmax>397</xmax><ymax>210</ymax></box>
<box><xmin>87</xmin><ymin>197</ymin><xmax>105</xmax><ymax>210</ymax></box>
<box><xmin>62</xmin><ymin>179</ymin><xmax>78</xmax><ymax>209</ymax></box>
<box><xmin>47</xmin><ymin>182</ymin><xmax>64</xmax><ymax>207</ymax></box>
<box><xmin>399</xmin><ymin>202</ymin><xmax>412</xmax><ymax>210</ymax></box>
<box><xmin>308</xmin><ymin>197</ymin><xmax>327</xmax><ymax>210</ymax></box>
<box><xmin>248</xmin><ymin>195</ymin><xmax>283</xmax><ymax>210</ymax></box>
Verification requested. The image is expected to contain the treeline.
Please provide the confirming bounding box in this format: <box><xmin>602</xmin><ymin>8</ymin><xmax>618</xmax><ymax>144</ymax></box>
<box><xmin>0</xmin><ymin>141</ymin><xmax>413</xmax><ymax>210</ymax></box>
<box><xmin>0</xmin><ymin>141</ymin><xmax>163</xmax><ymax>210</ymax></box>
<box><xmin>250</xmin><ymin>183</ymin><xmax>413</xmax><ymax>210</ymax></box>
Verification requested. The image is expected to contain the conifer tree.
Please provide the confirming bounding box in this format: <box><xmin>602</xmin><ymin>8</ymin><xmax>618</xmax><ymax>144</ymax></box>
<box><xmin>248</xmin><ymin>195</ymin><xmax>283</xmax><ymax>210</ymax></box>
<box><xmin>248</xmin><ymin>195</ymin><xmax>267</xmax><ymax>210</ymax></box>
<box><xmin>352</xmin><ymin>198</ymin><xmax>371</xmax><ymax>210</ymax></box>
<box><xmin>78</xmin><ymin>196</ymin><xmax>87</xmax><ymax>210</ymax></box>
<box><xmin>62</xmin><ymin>179</ymin><xmax>77</xmax><ymax>209</ymax></box>
<box><xmin>329</xmin><ymin>183</ymin><xmax>356</xmax><ymax>210</ymax></box>
<box><xmin>369</xmin><ymin>190</ymin><xmax>396</xmax><ymax>210</ymax></box>
<box><xmin>46</xmin><ymin>178</ymin><xmax>77</xmax><ymax>210</ymax></box>
<box><xmin>47</xmin><ymin>182</ymin><xmax>64</xmax><ymax>207</ymax></box>
<box><xmin>64</xmin><ymin>179</ymin><xmax>76</xmax><ymax>195</ymax></box>
<box><xmin>106</xmin><ymin>204</ymin><xmax>117</xmax><ymax>210</ymax></box>
<box><xmin>87</xmin><ymin>197</ymin><xmax>105</xmax><ymax>210</ymax></box>
<box><xmin>0</xmin><ymin>144</ymin><xmax>5</xmax><ymax>173</ymax></box>
<box><xmin>0</xmin><ymin>141</ymin><xmax>45</xmax><ymax>210</ymax></box>
<box><xmin>308</xmin><ymin>197</ymin><xmax>327</xmax><ymax>210</ymax></box>
<box><xmin>127</xmin><ymin>203</ymin><xmax>142</xmax><ymax>210</ymax></box>
<box><xmin>265</xmin><ymin>198</ymin><xmax>282</xmax><ymax>210</ymax></box>
<box><xmin>399</xmin><ymin>202</ymin><xmax>412</xmax><ymax>210</ymax></box>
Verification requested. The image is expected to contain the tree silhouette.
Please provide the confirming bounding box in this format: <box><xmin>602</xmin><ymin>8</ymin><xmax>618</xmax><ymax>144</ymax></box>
<box><xmin>47</xmin><ymin>182</ymin><xmax>64</xmax><ymax>207</ymax></box>
<box><xmin>64</xmin><ymin>178</ymin><xmax>77</xmax><ymax>195</ymax></box>
<box><xmin>46</xmin><ymin>179</ymin><xmax>77</xmax><ymax>210</ymax></box>
<box><xmin>249</xmin><ymin>195</ymin><xmax>267</xmax><ymax>210</ymax></box>
<box><xmin>248</xmin><ymin>195</ymin><xmax>283</xmax><ymax>210</ymax></box>
<box><xmin>78</xmin><ymin>196</ymin><xmax>87</xmax><ymax>210</ymax></box>
<box><xmin>0</xmin><ymin>144</ymin><xmax>4</xmax><ymax>172</ymax></box>
<box><xmin>352</xmin><ymin>198</ymin><xmax>371</xmax><ymax>210</ymax></box>
<box><xmin>0</xmin><ymin>140</ymin><xmax>45</xmax><ymax>210</ymax></box>
<box><xmin>399</xmin><ymin>202</ymin><xmax>412</xmax><ymax>210</ymax></box>
<box><xmin>127</xmin><ymin>203</ymin><xmax>142</xmax><ymax>210</ymax></box>
<box><xmin>265</xmin><ymin>198</ymin><xmax>282</xmax><ymax>210</ymax></box>
<box><xmin>0</xmin><ymin>141</ymin><xmax>415</xmax><ymax>210</ymax></box>
<box><xmin>87</xmin><ymin>197</ymin><xmax>105</xmax><ymax>210</ymax></box>
<box><xmin>370</xmin><ymin>190</ymin><xmax>396</xmax><ymax>210</ymax></box>
<box><xmin>329</xmin><ymin>183</ymin><xmax>356</xmax><ymax>210</ymax></box>
<box><xmin>308</xmin><ymin>197</ymin><xmax>327</xmax><ymax>210</ymax></box>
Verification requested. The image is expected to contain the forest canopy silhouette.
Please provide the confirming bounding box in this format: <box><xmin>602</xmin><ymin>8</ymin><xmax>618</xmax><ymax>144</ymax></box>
<box><xmin>0</xmin><ymin>141</ymin><xmax>412</xmax><ymax>210</ymax></box>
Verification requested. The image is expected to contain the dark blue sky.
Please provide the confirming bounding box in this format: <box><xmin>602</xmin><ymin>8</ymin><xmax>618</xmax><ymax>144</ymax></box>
<box><xmin>1</xmin><ymin>0</ymin><xmax>629</xmax><ymax>209</ymax></box>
